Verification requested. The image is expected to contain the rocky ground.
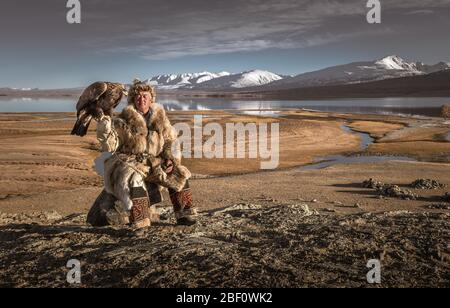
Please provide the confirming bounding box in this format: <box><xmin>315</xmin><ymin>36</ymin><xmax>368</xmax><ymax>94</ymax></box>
<box><xmin>0</xmin><ymin>203</ymin><xmax>448</xmax><ymax>288</ymax></box>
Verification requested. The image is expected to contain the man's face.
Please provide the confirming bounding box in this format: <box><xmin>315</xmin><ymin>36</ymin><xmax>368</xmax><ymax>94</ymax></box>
<box><xmin>134</xmin><ymin>91</ymin><xmax>153</xmax><ymax>114</ymax></box>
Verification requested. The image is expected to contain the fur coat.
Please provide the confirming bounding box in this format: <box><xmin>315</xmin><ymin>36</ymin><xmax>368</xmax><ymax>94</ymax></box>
<box><xmin>101</xmin><ymin>104</ymin><xmax>191</xmax><ymax>209</ymax></box>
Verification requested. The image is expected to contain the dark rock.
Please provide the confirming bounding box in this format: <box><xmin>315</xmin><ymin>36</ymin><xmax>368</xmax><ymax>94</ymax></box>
<box><xmin>377</xmin><ymin>185</ymin><xmax>418</xmax><ymax>200</ymax></box>
<box><xmin>362</xmin><ymin>178</ymin><xmax>384</xmax><ymax>190</ymax></box>
<box><xmin>410</xmin><ymin>179</ymin><xmax>446</xmax><ymax>190</ymax></box>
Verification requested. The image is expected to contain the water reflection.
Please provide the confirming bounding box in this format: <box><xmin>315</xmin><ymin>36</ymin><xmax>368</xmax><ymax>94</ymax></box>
<box><xmin>1</xmin><ymin>96</ymin><xmax>449</xmax><ymax>117</ymax></box>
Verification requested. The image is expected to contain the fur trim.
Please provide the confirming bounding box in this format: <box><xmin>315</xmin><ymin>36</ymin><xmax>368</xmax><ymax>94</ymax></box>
<box><xmin>147</xmin><ymin>103</ymin><xmax>181</xmax><ymax>163</ymax></box>
<box><xmin>124</xmin><ymin>103</ymin><xmax>181</xmax><ymax>162</ymax></box>
<box><xmin>161</xmin><ymin>165</ymin><xmax>192</xmax><ymax>192</ymax></box>
<box><xmin>104</xmin><ymin>154</ymin><xmax>150</xmax><ymax>211</ymax></box>
<box><xmin>147</xmin><ymin>104</ymin><xmax>176</xmax><ymax>139</ymax></box>
<box><xmin>114</xmin><ymin>106</ymin><xmax>148</xmax><ymax>155</ymax></box>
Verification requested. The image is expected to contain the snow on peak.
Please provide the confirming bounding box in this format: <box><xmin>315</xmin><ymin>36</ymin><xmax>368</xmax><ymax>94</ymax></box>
<box><xmin>147</xmin><ymin>71</ymin><xmax>232</xmax><ymax>89</ymax></box>
<box><xmin>231</xmin><ymin>70</ymin><xmax>283</xmax><ymax>88</ymax></box>
<box><xmin>217</xmin><ymin>71</ymin><xmax>231</xmax><ymax>77</ymax></box>
<box><xmin>192</xmin><ymin>69</ymin><xmax>284</xmax><ymax>89</ymax></box>
<box><xmin>146</xmin><ymin>70</ymin><xmax>283</xmax><ymax>90</ymax></box>
<box><xmin>261</xmin><ymin>55</ymin><xmax>447</xmax><ymax>90</ymax></box>
<box><xmin>375</xmin><ymin>55</ymin><xmax>419</xmax><ymax>71</ymax></box>
<box><xmin>192</xmin><ymin>71</ymin><xmax>231</xmax><ymax>84</ymax></box>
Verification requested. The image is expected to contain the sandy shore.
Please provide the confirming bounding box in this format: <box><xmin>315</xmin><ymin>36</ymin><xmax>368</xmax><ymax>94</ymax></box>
<box><xmin>0</xmin><ymin>109</ymin><xmax>449</xmax><ymax>287</ymax></box>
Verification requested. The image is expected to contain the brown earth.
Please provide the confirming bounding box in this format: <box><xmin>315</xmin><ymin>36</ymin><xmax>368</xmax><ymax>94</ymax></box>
<box><xmin>0</xmin><ymin>109</ymin><xmax>449</xmax><ymax>288</ymax></box>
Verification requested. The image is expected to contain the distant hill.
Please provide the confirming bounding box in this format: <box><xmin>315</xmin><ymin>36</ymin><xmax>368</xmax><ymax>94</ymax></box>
<box><xmin>238</xmin><ymin>70</ymin><xmax>450</xmax><ymax>100</ymax></box>
<box><xmin>0</xmin><ymin>87</ymin><xmax>83</xmax><ymax>98</ymax></box>
<box><xmin>254</xmin><ymin>55</ymin><xmax>449</xmax><ymax>91</ymax></box>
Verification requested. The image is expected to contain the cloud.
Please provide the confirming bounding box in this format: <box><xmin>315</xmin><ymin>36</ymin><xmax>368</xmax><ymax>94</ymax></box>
<box><xmin>404</xmin><ymin>9</ymin><xmax>435</xmax><ymax>15</ymax></box>
<box><xmin>89</xmin><ymin>0</ymin><xmax>358</xmax><ymax>59</ymax></box>
<box><xmin>75</xmin><ymin>0</ymin><xmax>450</xmax><ymax>59</ymax></box>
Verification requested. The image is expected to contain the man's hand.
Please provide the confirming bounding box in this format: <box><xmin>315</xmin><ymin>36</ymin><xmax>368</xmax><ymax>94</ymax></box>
<box><xmin>163</xmin><ymin>159</ymin><xmax>174</xmax><ymax>174</ymax></box>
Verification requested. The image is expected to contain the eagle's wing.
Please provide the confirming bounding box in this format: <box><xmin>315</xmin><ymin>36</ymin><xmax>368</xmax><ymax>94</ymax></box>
<box><xmin>76</xmin><ymin>82</ymin><xmax>109</xmax><ymax>112</ymax></box>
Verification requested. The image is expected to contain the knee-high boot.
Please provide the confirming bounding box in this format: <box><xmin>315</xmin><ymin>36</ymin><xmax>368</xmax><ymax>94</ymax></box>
<box><xmin>169</xmin><ymin>181</ymin><xmax>197</xmax><ymax>225</ymax></box>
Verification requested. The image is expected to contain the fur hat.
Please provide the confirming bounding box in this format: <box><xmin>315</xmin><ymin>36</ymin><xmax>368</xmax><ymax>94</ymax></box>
<box><xmin>128</xmin><ymin>79</ymin><xmax>156</xmax><ymax>105</ymax></box>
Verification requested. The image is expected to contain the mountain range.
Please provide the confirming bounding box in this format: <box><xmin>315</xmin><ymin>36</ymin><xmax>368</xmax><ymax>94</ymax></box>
<box><xmin>146</xmin><ymin>70</ymin><xmax>284</xmax><ymax>90</ymax></box>
<box><xmin>245</xmin><ymin>69</ymin><xmax>450</xmax><ymax>100</ymax></box>
<box><xmin>145</xmin><ymin>55</ymin><xmax>450</xmax><ymax>91</ymax></box>
<box><xmin>2</xmin><ymin>55</ymin><xmax>449</xmax><ymax>97</ymax></box>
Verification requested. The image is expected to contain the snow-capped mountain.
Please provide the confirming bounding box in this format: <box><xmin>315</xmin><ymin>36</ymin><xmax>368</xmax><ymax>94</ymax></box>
<box><xmin>139</xmin><ymin>55</ymin><xmax>449</xmax><ymax>92</ymax></box>
<box><xmin>194</xmin><ymin>70</ymin><xmax>284</xmax><ymax>89</ymax></box>
<box><xmin>415</xmin><ymin>61</ymin><xmax>450</xmax><ymax>74</ymax></box>
<box><xmin>146</xmin><ymin>70</ymin><xmax>283</xmax><ymax>90</ymax></box>
<box><xmin>260</xmin><ymin>55</ymin><xmax>450</xmax><ymax>90</ymax></box>
<box><xmin>375</xmin><ymin>56</ymin><xmax>450</xmax><ymax>74</ymax></box>
<box><xmin>146</xmin><ymin>71</ymin><xmax>231</xmax><ymax>90</ymax></box>
<box><xmin>375</xmin><ymin>55</ymin><xmax>421</xmax><ymax>71</ymax></box>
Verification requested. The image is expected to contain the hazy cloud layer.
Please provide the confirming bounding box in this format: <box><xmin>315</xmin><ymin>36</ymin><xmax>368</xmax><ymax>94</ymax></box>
<box><xmin>2</xmin><ymin>0</ymin><xmax>449</xmax><ymax>60</ymax></box>
<box><xmin>85</xmin><ymin>0</ymin><xmax>450</xmax><ymax>59</ymax></box>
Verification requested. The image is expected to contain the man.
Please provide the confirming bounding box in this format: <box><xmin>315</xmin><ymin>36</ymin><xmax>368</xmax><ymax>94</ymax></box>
<box><xmin>88</xmin><ymin>80</ymin><xmax>197</xmax><ymax>227</ymax></box>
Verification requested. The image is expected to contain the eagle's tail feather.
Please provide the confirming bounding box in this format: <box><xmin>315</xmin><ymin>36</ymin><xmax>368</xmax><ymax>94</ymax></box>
<box><xmin>71</xmin><ymin>117</ymin><xmax>92</xmax><ymax>137</ymax></box>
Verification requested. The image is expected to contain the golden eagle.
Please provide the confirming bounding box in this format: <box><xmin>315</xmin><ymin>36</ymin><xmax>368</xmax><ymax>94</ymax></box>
<box><xmin>71</xmin><ymin>82</ymin><xmax>127</xmax><ymax>137</ymax></box>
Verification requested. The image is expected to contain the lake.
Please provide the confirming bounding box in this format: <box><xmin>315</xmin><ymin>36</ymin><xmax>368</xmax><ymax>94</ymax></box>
<box><xmin>0</xmin><ymin>97</ymin><xmax>449</xmax><ymax>117</ymax></box>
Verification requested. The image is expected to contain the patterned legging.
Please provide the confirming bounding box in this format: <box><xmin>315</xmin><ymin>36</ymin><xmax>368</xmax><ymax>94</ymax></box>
<box><xmin>146</xmin><ymin>181</ymin><xmax>195</xmax><ymax>216</ymax></box>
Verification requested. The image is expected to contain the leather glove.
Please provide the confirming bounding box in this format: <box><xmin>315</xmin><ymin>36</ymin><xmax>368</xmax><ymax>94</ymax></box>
<box><xmin>96</xmin><ymin>115</ymin><xmax>112</xmax><ymax>137</ymax></box>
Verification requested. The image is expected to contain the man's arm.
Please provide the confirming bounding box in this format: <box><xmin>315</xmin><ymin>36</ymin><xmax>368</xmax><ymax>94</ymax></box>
<box><xmin>96</xmin><ymin>116</ymin><xmax>120</xmax><ymax>153</ymax></box>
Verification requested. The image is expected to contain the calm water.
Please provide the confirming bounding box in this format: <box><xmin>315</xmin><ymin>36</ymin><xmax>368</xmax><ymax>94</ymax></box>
<box><xmin>0</xmin><ymin>97</ymin><xmax>450</xmax><ymax>117</ymax></box>
<box><xmin>341</xmin><ymin>125</ymin><xmax>374</xmax><ymax>150</ymax></box>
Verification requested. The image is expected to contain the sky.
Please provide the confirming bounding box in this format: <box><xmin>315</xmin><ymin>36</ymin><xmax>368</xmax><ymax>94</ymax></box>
<box><xmin>1</xmin><ymin>0</ymin><xmax>450</xmax><ymax>89</ymax></box>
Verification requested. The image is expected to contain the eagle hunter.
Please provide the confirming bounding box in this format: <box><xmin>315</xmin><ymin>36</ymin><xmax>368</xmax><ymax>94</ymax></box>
<box><xmin>71</xmin><ymin>82</ymin><xmax>127</xmax><ymax>137</ymax></box>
